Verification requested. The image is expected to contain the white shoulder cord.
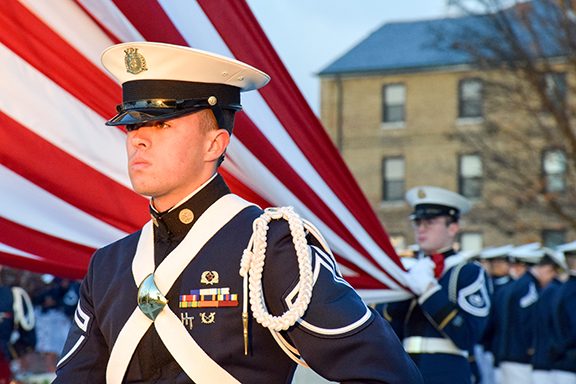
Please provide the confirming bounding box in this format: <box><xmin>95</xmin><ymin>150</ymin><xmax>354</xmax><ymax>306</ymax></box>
<box><xmin>12</xmin><ymin>287</ymin><xmax>35</xmax><ymax>331</ymax></box>
<box><xmin>239</xmin><ymin>207</ymin><xmax>315</xmax><ymax>365</ymax></box>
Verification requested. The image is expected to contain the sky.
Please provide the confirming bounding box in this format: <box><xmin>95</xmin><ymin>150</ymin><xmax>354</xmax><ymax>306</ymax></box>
<box><xmin>246</xmin><ymin>1</ymin><xmax>453</xmax><ymax>114</ymax></box>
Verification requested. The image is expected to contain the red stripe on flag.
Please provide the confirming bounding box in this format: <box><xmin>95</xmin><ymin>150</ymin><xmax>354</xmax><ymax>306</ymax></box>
<box><xmin>110</xmin><ymin>0</ymin><xmax>188</xmax><ymax>44</ymax></box>
<box><xmin>0</xmin><ymin>111</ymin><xmax>149</xmax><ymax>233</ymax></box>
<box><xmin>0</xmin><ymin>1</ymin><xmax>120</xmax><ymax>120</ymax></box>
<box><xmin>0</xmin><ymin>251</ymin><xmax>85</xmax><ymax>280</ymax></box>
<box><xmin>0</xmin><ymin>217</ymin><xmax>94</xmax><ymax>279</ymax></box>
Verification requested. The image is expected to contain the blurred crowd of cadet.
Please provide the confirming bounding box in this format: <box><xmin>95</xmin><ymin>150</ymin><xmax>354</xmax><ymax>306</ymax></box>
<box><xmin>0</xmin><ymin>268</ymin><xmax>79</xmax><ymax>384</ymax></box>
<box><xmin>391</xmin><ymin>240</ymin><xmax>576</xmax><ymax>384</ymax></box>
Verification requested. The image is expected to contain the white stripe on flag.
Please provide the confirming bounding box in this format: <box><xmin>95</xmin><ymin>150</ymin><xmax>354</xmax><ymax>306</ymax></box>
<box><xmin>0</xmin><ymin>243</ymin><xmax>43</xmax><ymax>260</ymax></box>
<box><xmin>0</xmin><ymin>165</ymin><xmax>127</xmax><ymax>248</ymax></box>
<box><xmin>0</xmin><ymin>42</ymin><xmax>130</xmax><ymax>188</ymax></box>
<box><xmin>19</xmin><ymin>0</ymin><xmax>118</xmax><ymax>70</ymax></box>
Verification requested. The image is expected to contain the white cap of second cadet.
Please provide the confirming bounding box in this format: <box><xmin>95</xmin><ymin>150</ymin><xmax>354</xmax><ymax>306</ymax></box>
<box><xmin>480</xmin><ymin>244</ymin><xmax>514</xmax><ymax>260</ymax></box>
<box><xmin>405</xmin><ymin>186</ymin><xmax>471</xmax><ymax>221</ymax></box>
<box><xmin>508</xmin><ymin>242</ymin><xmax>544</xmax><ymax>264</ymax></box>
<box><xmin>556</xmin><ymin>240</ymin><xmax>576</xmax><ymax>255</ymax></box>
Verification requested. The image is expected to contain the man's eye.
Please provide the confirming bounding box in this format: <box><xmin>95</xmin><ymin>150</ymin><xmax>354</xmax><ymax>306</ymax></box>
<box><xmin>155</xmin><ymin>121</ymin><xmax>170</xmax><ymax>129</ymax></box>
<box><xmin>126</xmin><ymin>124</ymin><xmax>141</xmax><ymax>132</ymax></box>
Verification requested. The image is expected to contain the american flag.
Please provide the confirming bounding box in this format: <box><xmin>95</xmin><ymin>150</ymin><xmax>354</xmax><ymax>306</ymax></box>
<box><xmin>0</xmin><ymin>0</ymin><xmax>410</xmax><ymax>303</ymax></box>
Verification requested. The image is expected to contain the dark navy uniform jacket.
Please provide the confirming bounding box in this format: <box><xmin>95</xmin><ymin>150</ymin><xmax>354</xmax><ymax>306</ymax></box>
<box><xmin>550</xmin><ymin>274</ymin><xmax>576</xmax><ymax>373</ymax></box>
<box><xmin>498</xmin><ymin>270</ymin><xmax>540</xmax><ymax>364</ymax></box>
<box><xmin>0</xmin><ymin>287</ymin><xmax>15</xmax><ymax>361</ymax></box>
<box><xmin>384</xmin><ymin>250</ymin><xmax>491</xmax><ymax>384</ymax></box>
<box><xmin>531</xmin><ymin>278</ymin><xmax>561</xmax><ymax>371</ymax></box>
<box><xmin>55</xmin><ymin>174</ymin><xmax>423</xmax><ymax>384</ymax></box>
<box><xmin>480</xmin><ymin>275</ymin><xmax>513</xmax><ymax>364</ymax></box>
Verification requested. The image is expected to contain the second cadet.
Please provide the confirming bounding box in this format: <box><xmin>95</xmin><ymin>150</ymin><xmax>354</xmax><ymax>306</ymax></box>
<box><xmin>384</xmin><ymin>186</ymin><xmax>491</xmax><ymax>384</ymax></box>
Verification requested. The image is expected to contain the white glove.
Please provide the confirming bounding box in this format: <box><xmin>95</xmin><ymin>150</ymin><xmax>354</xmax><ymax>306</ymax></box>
<box><xmin>406</xmin><ymin>258</ymin><xmax>438</xmax><ymax>296</ymax></box>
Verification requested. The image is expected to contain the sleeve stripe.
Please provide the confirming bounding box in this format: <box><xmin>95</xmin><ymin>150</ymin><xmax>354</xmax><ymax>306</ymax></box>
<box><xmin>74</xmin><ymin>299</ymin><xmax>90</xmax><ymax>332</ymax></box>
<box><xmin>56</xmin><ymin>335</ymin><xmax>85</xmax><ymax>368</ymax></box>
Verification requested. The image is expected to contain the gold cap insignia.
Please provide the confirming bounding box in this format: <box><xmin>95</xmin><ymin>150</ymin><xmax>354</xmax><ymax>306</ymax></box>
<box><xmin>200</xmin><ymin>271</ymin><xmax>219</xmax><ymax>285</ymax></box>
<box><xmin>417</xmin><ymin>188</ymin><xmax>427</xmax><ymax>199</ymax></box>
<box><xmin>208</xmin><ymin>96</ymin><xmax>217</xmax><ymax>106</ymax></box>
<box><xmin>179</xmin><ymin>208</ymin><xmax>194</xmax><ymax>224</ymax></box>
<box><xmin>124</xmin><ymin>47</ymin><xmax>148</xmax><ymax>75</ymax></box>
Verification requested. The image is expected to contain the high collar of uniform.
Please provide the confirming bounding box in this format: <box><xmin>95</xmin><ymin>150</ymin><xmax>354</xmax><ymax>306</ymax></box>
<box><xmin>150</xmin><ymin>173</ymin><xmax>230</xmax><ymax>241</ymax></box>
<box><xmin>493</xmin><ymin>275</ymin><xmax>511</xmax><ymax>286</ymax></box>
<box><xmin>426</xmin><ymin>248</ymin><xmax>456</xmax><ymax>259</ymax></box>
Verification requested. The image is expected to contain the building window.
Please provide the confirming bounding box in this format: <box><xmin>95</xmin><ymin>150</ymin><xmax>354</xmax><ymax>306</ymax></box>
<box><xmin>544</xmin><ymin>72</ymin><xmax>567</xmax><ymax>107</ymax></box>
<box><xmin>382</xmin><ymin>84</ymin><xmax>405</xmax><ymax>123</ymax></box>
<box><xmin>542</xmin><ymin>149</ymin><xmax>567</xmax><ymax>193</ymax></box>
<box><xmin>458</xmin><ymin>154</ymin><xmax>483</xmax><ymax>199</ymax></box>
<box><xmin>458</xmin><ymin>78</ymin><xmax>483</xmax><ymax>118</ymax></box>
<box><xmin>459</xmin><ymin>232</ymin><xmax>483</xmax><ymax>253</ymax></box>
<box><xmin>542</xmin><ymin>229</ymin><xmax>565</xmax><ymax>248</ymax></box>
<box><xmin>382</xmin><ymin>157</ymin><xmax>405</xmax><ymax>202</ymax></box>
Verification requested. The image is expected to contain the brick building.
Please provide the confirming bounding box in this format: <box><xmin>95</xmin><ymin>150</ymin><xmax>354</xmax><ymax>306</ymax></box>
<box><xmin>318</xmin><ymin>14</ymin><xmax>574</xmax><ymax>252</ymax></box>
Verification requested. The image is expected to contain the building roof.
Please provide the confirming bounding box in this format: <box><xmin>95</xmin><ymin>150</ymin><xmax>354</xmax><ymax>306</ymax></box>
<box><xmin>318</xmin><ymin>16</ymin><xmax>481</xmax><ymax>76</ymax></box>
<box><xmin>319</xmin><ymin>1</ymin><xmax>563</xmax><ymax>77</ymax></box>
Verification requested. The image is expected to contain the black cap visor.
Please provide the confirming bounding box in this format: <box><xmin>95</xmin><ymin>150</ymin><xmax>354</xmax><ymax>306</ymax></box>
<box><xmin>409</xmin><ymin>203</ymin><xmax>460</xmax><ymax>220</ymax></box>
<box><xmin>106</xmin><ymin>98</ymin><xmax>241</xmax><ymax>127</ymax></box>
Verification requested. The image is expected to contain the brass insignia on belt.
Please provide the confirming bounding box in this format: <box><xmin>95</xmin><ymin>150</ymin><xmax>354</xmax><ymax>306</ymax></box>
<box><xmin>200</xmin><ymin>312</ymin><xmax>216</xmax><ymax>324</ymax></box>
<box><xmin>124</xmin><ymin>47</ymin><xmax>148</xmax><ymax>74</ymax></box>
<box><xmin>179</xmin><ymin>208</ymin><xmax>194</xmax><ymax>224</ymax></box>
<box><xmin>200</xmin><ymin>271</ymin><xmax>219</xmax><ymax>285</ymax></box>
<box><xmin>180</xmin><ymin>312</ymin><xmax>194</xmax><ymax>330</ymax></box>
<box><xmin>417</xmin><ymin>188</ymin><xmax>426</xmax><ymax>198</ymax></box>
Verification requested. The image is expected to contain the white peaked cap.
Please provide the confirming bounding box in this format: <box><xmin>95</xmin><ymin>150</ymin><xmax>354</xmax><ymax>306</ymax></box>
<box><xmin>101</xmin><ymin>41</ymin><xmax>270</xmax><ymax>91</ymax></box>
<box><xmin>480</xmin><ymin>244</ymin><xmax>514</xmax><ymax>260</ymax></box>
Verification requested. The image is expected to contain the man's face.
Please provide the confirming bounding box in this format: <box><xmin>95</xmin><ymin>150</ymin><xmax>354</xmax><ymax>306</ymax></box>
<box><xmin>510</xmin><ymin>262</ymin><xmax>527</xmax><ymax>279</ymax></box>
<box><xmin>411</xmin><ymin>216</ymin><xmax>459</xmax><ymax>254</ymax></box>
<box><xmin>488</xmin><ymin>258</ymin><xmax>510</xmax><ymax>277</ymax></box>
<box><xmin>125</xmin><ymin>110</ymin><xmax>225</xmax><ymax>210</ymax></box>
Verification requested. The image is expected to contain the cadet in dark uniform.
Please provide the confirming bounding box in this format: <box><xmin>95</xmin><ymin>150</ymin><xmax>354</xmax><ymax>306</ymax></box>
<box><xmin>550</xmin><ymin>241</ymin><xmax>576</xmax><ymax>384</ymax></box>
<box><xmin>477</xmin><ymin>244</ymin><xmax>514</xmax><ymax>384</ymax></box>
<box><xmin>498</xmin><ymin>246</ymin><xmax>564</xmax><ymax>384</ymax></box>
<box><xmin>384</xmin><ymin>186</ymin><xmax>491</xmax><ymax>384</ymax></box>
<box><xmin>531</xmin><ymin>266</ymin><xmax>563</xmax><ymax>383</ymax></box>
<box><xmin>53</xmin><ymin>42</ymin><xmax>423</xmax><ymax>384</ymax></box>
<box><xmin>0</xmin><ymin>268</ymin><xmax>35</xmax><ymax>384</ymax></box>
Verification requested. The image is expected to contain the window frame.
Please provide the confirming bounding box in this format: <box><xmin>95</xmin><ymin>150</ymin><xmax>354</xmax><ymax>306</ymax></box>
<box><xmin>458</xmin><ymin>78</ymin><xmax>483</xmax><ymax>119</ymax></box>
<box><xmin>458</xmin><ymin>153</ymin><xmax>483</xmax><ymax>199</ymax></box>
<box><xmin>381</xmin><ymin>156</ymin><xmax>405</xmax><ymax>202</ymax></box>
<box><xmin>382</xmin><ymin>83</ymin><xmax>406</xmax><ymax>124</ymax></box>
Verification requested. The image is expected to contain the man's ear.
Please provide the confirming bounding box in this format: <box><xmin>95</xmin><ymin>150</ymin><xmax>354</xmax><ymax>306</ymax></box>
<box><xmin>448</xmin><ymin>221</ymin><xmax>460</xmax><ymax>237</ymax></box>
<box><xmin>205</xmin><ymin>129</ymin><xmax>230</xmax><ymax>162</ymax></box>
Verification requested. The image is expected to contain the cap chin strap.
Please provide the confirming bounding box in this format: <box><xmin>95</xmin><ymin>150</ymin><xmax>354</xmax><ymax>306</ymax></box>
<box><xmin>240</xmin><ymin>207</ymin><xmax>317</xmax><ymax>367</ymax></box>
